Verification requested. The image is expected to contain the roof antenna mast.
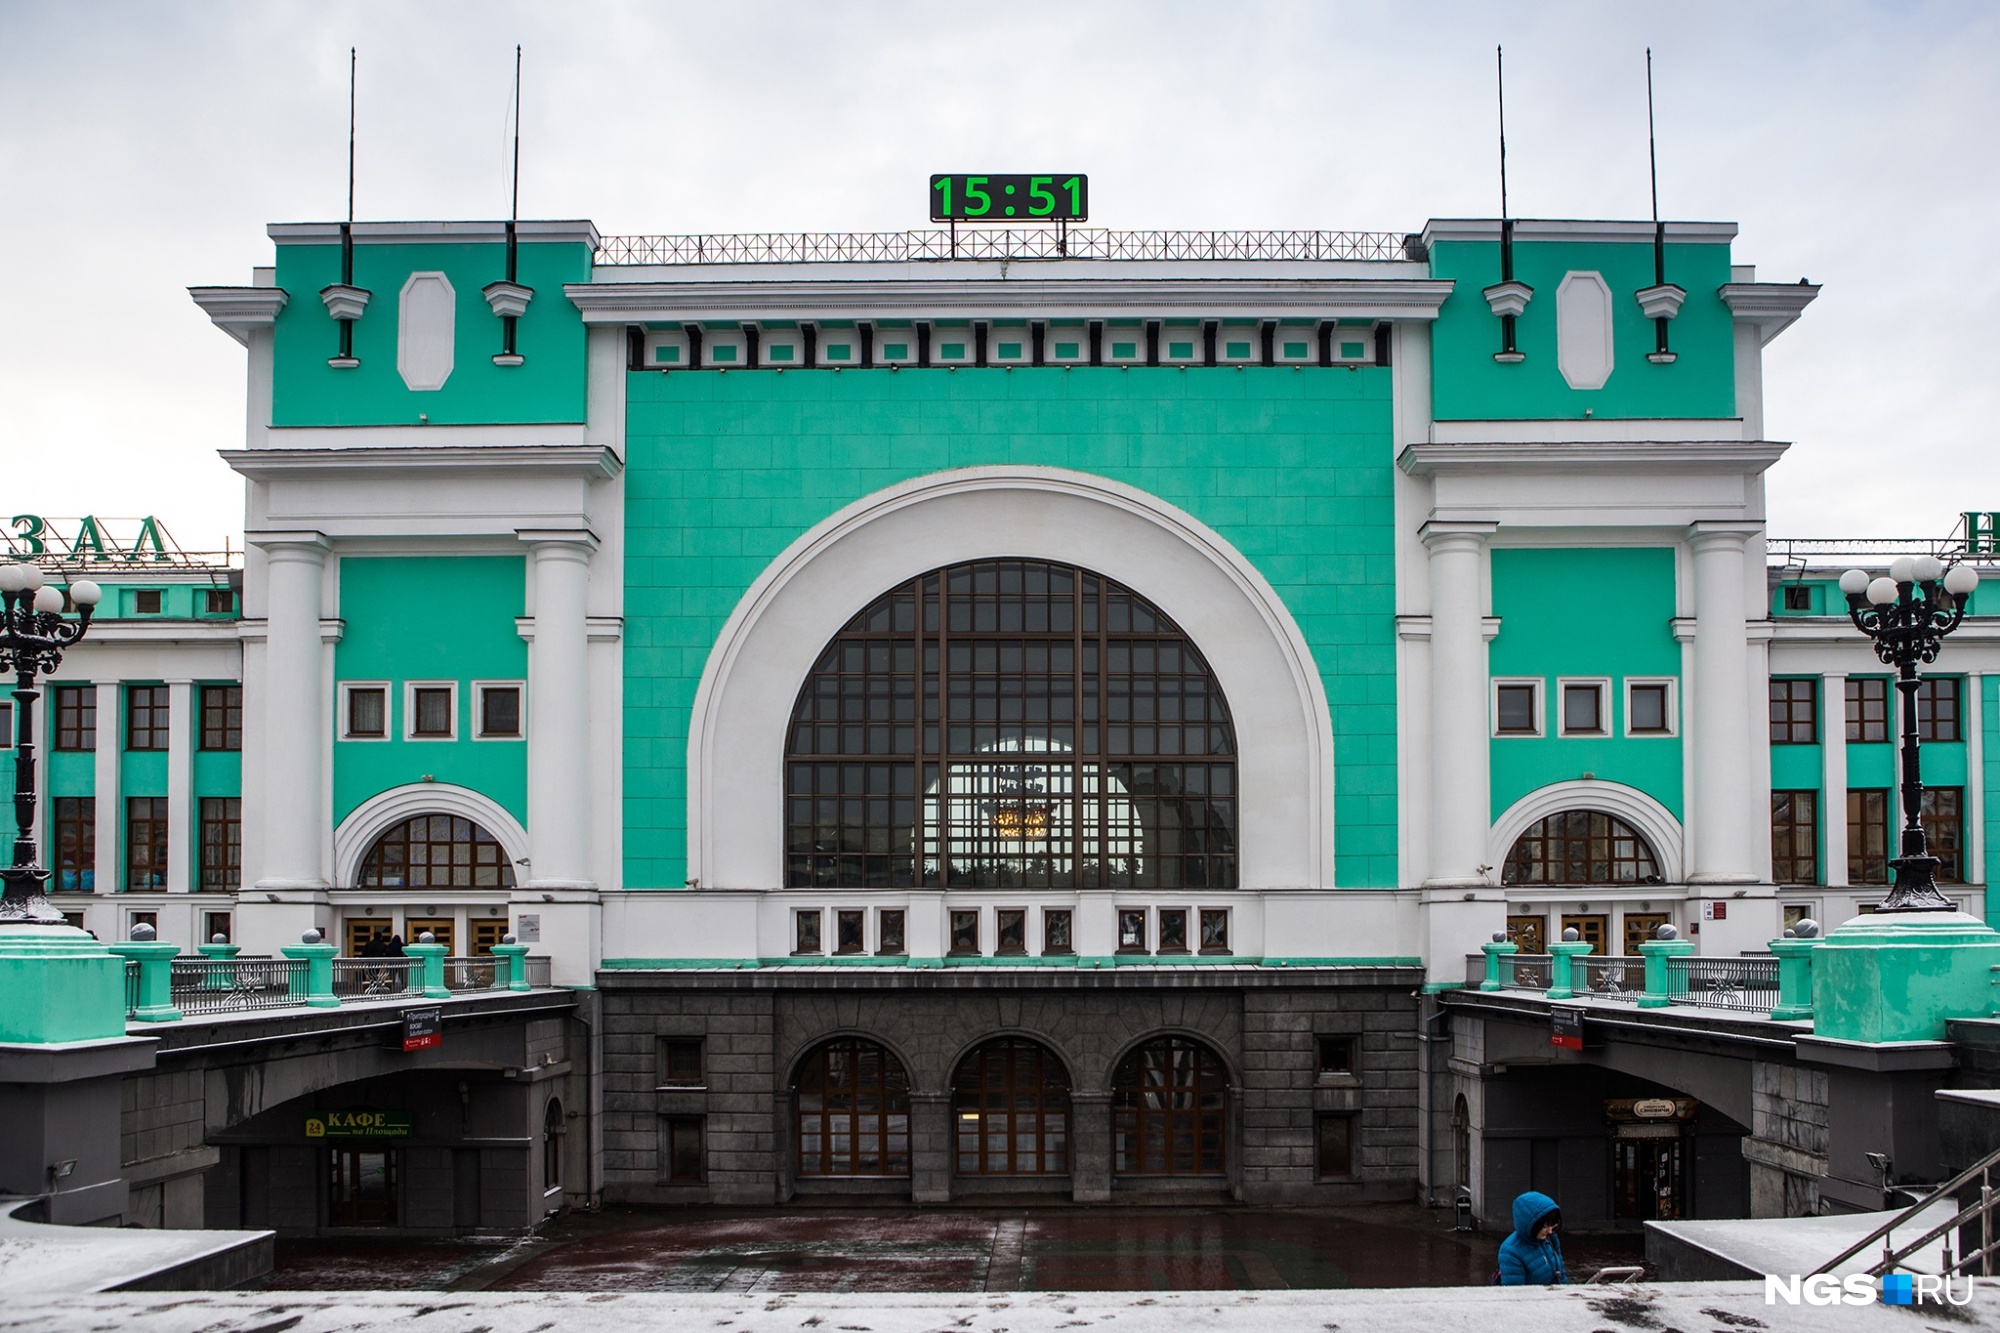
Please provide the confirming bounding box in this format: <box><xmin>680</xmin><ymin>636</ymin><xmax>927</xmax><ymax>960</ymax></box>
<box><xmin>330</xmin><ymin>46</ymin><xmax>360</xmax><ymax>368</ymax></box>
<box><xmin>489</xmin><ymin>46</ymin><xmax>531</xmax><ymax>367</ymax></box>
<box><xmin>1641</xmin><ymin>47</ymin><xmax>1681</xmax><ymax>364</ymax></box>
<box><xmin>1487</xmin><ymin>45</ymin><xmax>1528</xmax><ymax>363</ymax></box>
<box><xmin>509</xmin><ymin>43</ymin><xmax>522</xmax><ymax>283</ymax></box>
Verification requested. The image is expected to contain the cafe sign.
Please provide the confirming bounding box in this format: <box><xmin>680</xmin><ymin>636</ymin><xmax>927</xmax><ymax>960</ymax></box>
<box><xmin>305</xmin><ymin>1109</ymin><xmax>413</xmax><ymax>1139</ymax></box>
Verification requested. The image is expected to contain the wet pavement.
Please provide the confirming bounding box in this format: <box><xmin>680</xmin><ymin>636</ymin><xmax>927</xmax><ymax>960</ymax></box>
<box><xmin>266</xmin><ymin>1205</ymin><xmax>1648</xmax><ymax>1293</ymax></box>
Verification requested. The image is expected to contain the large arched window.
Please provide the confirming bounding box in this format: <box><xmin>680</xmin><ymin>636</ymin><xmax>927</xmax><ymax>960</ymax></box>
<box><xmin>1111</xmin><ymin>1035</ymin><xmax>1229</xmax><ymax>1175</ymax></box>
<box><xmin>794</xmin><ymin>1038</ymin><xmax>910</xmax><ymax>1177</ymax></box>
<box><xmin>1502</xmin><ymin>810</ymin><xmax>1662</xmax><ymax>885</ymax></box>
<box><xmin>357</xmin><ymin>815</ymin><xmax>516</xmax><ymax>889</ymax></box>
<box><xmin>952</xmin><ymin>1038</ymin><xmax>1071</xmax><ymax>1176</ymax></box>
<box><xmin>785</xmin><ymin>560</ymin><xmax>1238</xmax><ymax>890</ymax></box>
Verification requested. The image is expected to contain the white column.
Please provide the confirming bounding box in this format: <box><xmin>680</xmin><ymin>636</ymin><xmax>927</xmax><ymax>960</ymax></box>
<box><xmin>249</xmin><ymin>533</ymin><xmax>330</xmax><ymax>890</ymax></box>
<box><xmin>521</xmin><ymin>531</ymin><xmax>597</xmax><ymax>889</ymax></box>
<box><xmin>1822</xmin><ymin>672</ymin><xmax>1849</xmax><ymax>887</ymax></box>
<box><xmin>1422</xmin><ymin>522</ymin><xmax>1496</xmax><ymax>885</ymax></box>
<box><xmin>92</xmin><ymin>678</ymin><xmax>120</xmax><ymax>894</ymax></box>
<box><xmin>1968</xmin><ymin>673</ymin><xmax>1985</xmax><ymax>892</ymax></box>
<box><xmin>1686</xmin><ymin>524</ymin><xmax>1761</xmax><ymax>884</ymax></box>
<box><xmin>165</xmin><ymin>679</ymin><xmax>193</xmax><ymax>894</ymax></box>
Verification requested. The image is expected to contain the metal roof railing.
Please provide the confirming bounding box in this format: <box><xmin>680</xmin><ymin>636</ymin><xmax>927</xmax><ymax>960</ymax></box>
<box><xmin>594</xmin><ymin>227</ymin><xmax>1424</xmax><ymax>267</ymax></box>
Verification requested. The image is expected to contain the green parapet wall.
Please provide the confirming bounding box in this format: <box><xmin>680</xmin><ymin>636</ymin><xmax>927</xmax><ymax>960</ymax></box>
<box><xmin>1428</xmin><ymin>238</ymin><xmax>1736</xmax><ymax>421</ymax></box>
<box><xmin>0</xmin><ymin>926</ymin><xmax>128</xmax><ymax>1043</ymax></box>
<box><xmin>1812</xmin><ymin>912</ymin><xmax>2000</xmax><ymax>1043</ymax></box>
<box><xmin>621</xmin><ymin>365</ymin><xmax>1399</xmax><ymax>891</ymax></box>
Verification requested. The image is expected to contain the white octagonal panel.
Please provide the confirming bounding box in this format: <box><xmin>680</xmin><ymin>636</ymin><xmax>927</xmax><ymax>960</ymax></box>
<box><xmin>1555</xmin><ymin>270</ymin><xmax>1614</xmax><ymax>391</ymax></box>
<box><xmin>397</xmin><ymin>271</ymin><xmax>457</xmax><ymax>392</ymax></box>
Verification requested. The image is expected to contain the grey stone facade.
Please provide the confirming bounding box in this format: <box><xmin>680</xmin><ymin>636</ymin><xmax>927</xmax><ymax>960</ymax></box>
<box><xmin>1744</xmin><ymin>1060</ymin><xmax>1829</xmax><ymax>1218</ymax></box>
<box><xmin>599</xmin><ymin>966</ymin><xmax>1424</xmax><ymax>1206</ymax></box>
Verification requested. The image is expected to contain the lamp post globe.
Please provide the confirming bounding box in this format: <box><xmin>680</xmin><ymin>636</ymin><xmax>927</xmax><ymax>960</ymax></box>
<box><xmin>0</xmin><ymin>560</ymin><xmax>97</xmax><ymax>926</ymax></box>
<box><xmin>1841</xmin><ymin>555</ymin><xmax>1978</xmax><ymax>913</ymax></box>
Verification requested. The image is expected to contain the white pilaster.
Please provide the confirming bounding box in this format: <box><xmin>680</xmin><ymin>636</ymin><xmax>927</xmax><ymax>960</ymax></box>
<box><xmin>92</xmin><ymin>678</ymin><xmax>120</xmax><ymax>894</ymax></box>
<box><xmin>1822</xmin><ymin>672</ymin><xmax>1849</xmax><ymax>887</ymax></box>
<box><xmin>248</xmin><ymin>532</ymin><xmax>331</xmax><ymax>890</ymax></box>
<box><xmin>1686</xmin><ymin>524</ymin><xmax>1762</xmax><ymax>884</ymax></box>
<box><xmin>165</xmin><ymin>678</ymin><xmax>193</xmax><ymax>894</ymax></box>
<box><xmin>520</xmin><ymin>530</ymin><xmax>598</xmax><ymax>890</ymax></box>
<box><xmin>1421</xmin><ymin>522</ymin><xmax>1496</xmax><ymax>886</ymax></box>
<box><xmin>1968</xmin><ymin>673</ymin><xmax>1985</xmax><ymax>893</ymax></box>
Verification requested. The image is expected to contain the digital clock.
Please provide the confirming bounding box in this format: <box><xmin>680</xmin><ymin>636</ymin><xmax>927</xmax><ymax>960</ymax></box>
<box><xmin>930</xmin><ymin>174</ymin><xmax>1087</xmax><ymax>222</ymax></box>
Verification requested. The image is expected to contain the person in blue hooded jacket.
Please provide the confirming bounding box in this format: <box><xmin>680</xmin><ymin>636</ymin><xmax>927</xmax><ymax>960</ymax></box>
<box><xmin>1497</xmin><ymin>1191</ymin><xmax>1567</xmax><ymax>1285</ymax></box>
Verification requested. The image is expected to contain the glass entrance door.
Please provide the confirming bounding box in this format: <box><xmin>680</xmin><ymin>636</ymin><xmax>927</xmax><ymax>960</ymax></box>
<box><xmin>1611</xmin><ymin>1131</ymin><xmax>1686</xmax><ymax>1220</ymax></box>
<box><xmin>328</xmin><ymin>1148</ymin><xmax>397</xmax><ymax>1226</ymax></box>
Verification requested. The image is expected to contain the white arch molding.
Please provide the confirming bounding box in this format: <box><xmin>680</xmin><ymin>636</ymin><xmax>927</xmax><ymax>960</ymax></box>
<box><xmin>685</xmin><ymin>466</ymin><xmax>1337</xmax><ymax>892</ymax></box>
<box><xmin>1487</xmin><ymin>779</ymin><xmax>1685</xmax><ymax>886</ymax></box>
<box><xmin>332</xmin><ymin>783</ymin><xmax>530</xmax><ymax>888</ymax></box>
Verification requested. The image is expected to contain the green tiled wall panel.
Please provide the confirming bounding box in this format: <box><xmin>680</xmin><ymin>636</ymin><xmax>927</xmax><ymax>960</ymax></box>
<box><xmin>622</xmin><ymin>366</ymin><xmax>1399</xmax><ymax>890</ymax></box>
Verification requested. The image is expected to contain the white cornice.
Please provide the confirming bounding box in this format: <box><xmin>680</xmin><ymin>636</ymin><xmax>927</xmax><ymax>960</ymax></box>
<box><xmin>1419</xmin><ymin>218</ymin><xmax>1739</xmax><ymax>247</ymax></box>
<box><xmin>265</xmin><ymin>424</ymin><xmax>591</xmax><ymax>449</ymax></box>
<box><xmin>188</xmin><ymin>286</ymin><xmax>289</xmax><ymax>347</ymax></box>
<box><xmin>268</xmin><ymin>220</ymin><xmax>602</xmax><ymax>248</ymax></box>
<box><xmin>1719</xmin><ymin>282</ymin><xmax>1821</xmax><ymax>346</ymax></box>
<box><xmin>220</xmin><ymin>444</ymin><xmax>624</xmax><ymax>482</ymax></box>
<box><xmin>1431</xmin><ymin>418</ymin><xmax>1748</xmax><ymax>444</ymax></box>
<box><xmin>561</xmin><ymin>276</ymin><xmax>1456</xmax><ymax>324</ymax></box>
<box><xmin>54</xmin><ymin>620</ymin><xmax>244</xmax><ymax>645</ymax></box>
<box><xmin>1397</xmin><ymin>440</ymin><xmax>1789</xmax><ymax>476</ymax></box>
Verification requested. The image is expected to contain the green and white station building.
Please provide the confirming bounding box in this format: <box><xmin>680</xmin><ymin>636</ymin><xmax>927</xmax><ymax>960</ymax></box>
<box><xmin>17</xmin><ymin>204</ymin><xmax>2000</xmax><ymax>1230</ymax></box>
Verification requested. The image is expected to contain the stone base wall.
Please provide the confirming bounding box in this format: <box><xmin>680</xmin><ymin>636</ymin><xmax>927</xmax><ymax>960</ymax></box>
<box><xmin>598</xmin><ymin>968</ymin><xmax>1423</xmax><ymax>1206</ymax></box>
<box><xmin>1746</xmin><ymin>1060</ymin><xmax>1829</xmax><ymax>1218</ymax></box>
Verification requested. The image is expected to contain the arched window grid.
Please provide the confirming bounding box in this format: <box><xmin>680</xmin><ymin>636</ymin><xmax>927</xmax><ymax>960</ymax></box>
<box><xmin>951</xmin><ymin>1038</ymin><xmax>1072</xmax><ymax>1176</ymax></box>
<box><xmin>357</xmin><ymin>814</ymin><xmax>516</xmax><ymax>889</ymax></box>
<box><xmin>785</xmin><ymin>560</ymin><xmax>1238</xmax><ymax>892</ymax></box>
<box><xmin>794</xmin><ymin>1038</ymin><xmax>911</xmax><ymax>1178</ymax></box>
<box><xmin>1501</xmin><ymin>809</ymin><xmax>1663</xmax><ymax>886</ymax></box>
<box><xmin>1111</xmin><ymin>1035</ymin><xmax>1230</xmax><ymax>1175</ymax></box>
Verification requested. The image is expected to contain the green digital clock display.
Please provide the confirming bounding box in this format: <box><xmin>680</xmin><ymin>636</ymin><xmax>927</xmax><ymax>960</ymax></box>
<box><xmin>930</xmin><ymin>174</ymin><xmax>1087</xmax><ymax>222</ymax></box>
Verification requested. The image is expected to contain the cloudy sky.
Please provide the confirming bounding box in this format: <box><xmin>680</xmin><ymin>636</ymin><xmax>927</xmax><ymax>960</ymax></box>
<box><xmin>1</xmin><ymin>1</ymin><xmax>1994</xmax><ymax>553</ymax></box>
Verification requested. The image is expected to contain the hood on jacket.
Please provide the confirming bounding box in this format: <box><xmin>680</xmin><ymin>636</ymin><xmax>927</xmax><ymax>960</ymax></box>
<box><xmin>1511</xmin><ymin>1191</ymin><xmax>1561</xmax><ymax>1243</ymax></box>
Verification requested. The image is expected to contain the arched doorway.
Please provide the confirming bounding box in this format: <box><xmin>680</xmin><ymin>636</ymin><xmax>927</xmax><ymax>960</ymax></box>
<box><xmin>542</xmin><ymin>1097</ymin><xmax>564</xmax><ymax>1193</ymax></box>
<box><xmin>783</xmin><ymin>559</ymin><xmax>1238</xmax><ymax>891</ymax></box>
<box><xmin>358</xmin><ymin>814</ymin><xmax>518</xmax><ymax>889</ymax></box>
<box><xmin>793</xmin><ymin>1037</ymin><xmax>911</xmax><ymax>1177</ymax></box>
<box><xmin>1111</xmin><ymin>1035</ymin><xmax>1229</xmax><ymax>1175</ymax></box>
<box><xmin>951</xmin><ymin>1038</ymin><xmax>1072</xmax><ymax>1176</ymax></box>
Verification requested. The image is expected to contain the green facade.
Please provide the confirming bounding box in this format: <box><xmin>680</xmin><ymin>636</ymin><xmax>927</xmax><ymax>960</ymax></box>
<box><xmin>332</xmin><ymin>556</ymin><xmax>529</xmax><ymax>831</ymax></box>
<box><xmin>271</xmin><ymin>240</ymin><xmax>592</xmax><ymax>427</ymax></box>
<box><xmin>1488</xmin><ymin>547</ymin><xmax>1683</xmax><ymax>820</ymax></box>
<box><xmin>1428</xmin><ymin>239</ymin><xmax>1736</xmax><ymax>421</ymax></box>
<box><xmin>621</xmin><ymin>365</ymin><xmax>1400</xmax><ymax>890</ymax></box>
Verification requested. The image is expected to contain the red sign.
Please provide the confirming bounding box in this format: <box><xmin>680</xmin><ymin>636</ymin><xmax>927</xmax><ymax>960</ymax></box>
<box><xmin>402</xmin><ymin>1007</ymin><xmax>442</xmax><ymax>1052</ymax></box>
<box><xmin>1551</xmin><ymin>1007</ymin><xmax>1584</xmax><ymax>1051</ymax></box>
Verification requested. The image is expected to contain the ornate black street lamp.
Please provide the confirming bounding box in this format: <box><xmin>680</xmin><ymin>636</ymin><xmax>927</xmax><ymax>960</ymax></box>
<box><xmin>0</xmin><ymin>561</ymin><xmax>100</xmax><ymax>926</ymax></box>
<box><xmin>1841</xmin><ymin>555</ymin><xmax>1981</xmax><ymax>913</ymax></box>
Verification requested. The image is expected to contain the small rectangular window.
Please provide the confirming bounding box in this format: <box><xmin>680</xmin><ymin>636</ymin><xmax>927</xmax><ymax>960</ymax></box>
<box><xmin>127</xmin><ymin>796</ymin><xmax>170</xmax><ymax>890</ymax></box>
<box><xmin>1110</xmin><ymin>341</ymin><xmax>1136</xmax><ymax>359</ymax></box>
<box><xmin>1042</xmin><ymin>908</ymin><xmax>1074</xmax><ymax>955</ymax></box>
<box><xmin>345</xmin><ymin>686</ymin><xmax>387</xmax><ymax>738</ymax></box>
<box><xmin>1283</xmin><ymin>341</ymin><xmax>1310</xmax><ymax>358</ymax></box>
<box><xmin>0</xmin><ymin>700</ymin><xmax>11</xmax><ymax>748</ymax></box>
<box><xmin>824</xmin><ymin>343</ymin><xmax>852</xmax><ymax>361</ymax></box>
<box><xmin>1495</xmin><ymin>682</ymin><xmax>1539</xmax><ymax>735</ymax></box>
<box><xmin>203</xmin><ymin>910</ymin><xmax>232</xmax><ymax>944</ymax></box>
<box><xmin>204</xmin><ymin>589</ymin><xmax>235</xmax><ymax>614</ymax></box>
<box><xmin>1769</xmin><ymin>679</ymin><xmax>1817</xmax><ymax>744</ymax></box>
<box><xmin>767</xmin><ymin>343</ymin><xmax>795</xmax><ymax>362</ymax></box>
<box><xmin>133</xmin><ymin>589</ymin><xmax>162</xmax><ymax>614</ymax></box>
<box><xmin>996</xmin><ymin>342</ymin><xmax>1024</xmax><ymax>360</ymax></box>
<box><xmin>1317</xmin><ymin>1035</ymin><xmax>1355</xmax><ymax>1074</ymax></box>
<box><xmin>949</xmin><ymin>909</ymin><xmax>980</xmax><ymax>955</ymax></box>
<box><xmin>710</xmin><ymin>344</ymin><xmax>738</xmax><ymax>363</ymax></box>
<box><xmin>877</xmin><ymin>909</ymin><xmax>906</xmax><ymax>955</ymax></box>
<box><xmin>1199</xmin><ymin>908</ymin><xmax>1229</xmax><ymax>953</ymax></box>
<box><xmin>55</xmin><ymin>685</ymin><xmax>95</xmax><ymax>751</ymax></box>
<box><xmin>996</xmin><ymin>909</ymin><xmax>1026</xmax><ymax>954</ymax></box>
<box><xmin>1053</xmin><ymin>341</ymin><xmax>1079</xmax><ymax>358</ymax></box>
<box><xmin>1158</xmin><ymin>908</ymin><xmax>1189</xmax><ymax>953</ymax></box>
<box><xmin>1918</xmin><ymin>678</ymin><xmax>1961</xmax><ymax>742</ymax></box>
<box><xmin>127</xmin><ymin>685</ymin><xmax>170</xmax><ymax>751</ymax></box>
<box><xmin>411</xmin><ymin>686</ymin><xmax>454</xmax><ymax>738</ymax></box>
<box><xmin>478</xmin><ymin>684</ymin><xmax>523</xmax><ymax>738</ymax></box>
<box><xmin>1629</xmin><ymin>683</ymin><xmax>1672</xmax><ymax>735</ymax></box>
<box><xmin>201</xmin><ymin>684</ymin><xmax>243</xmax><ymax>750</ymax></box>
<box><xmin>1317</xmin><ymin>1114</ymin><xmax>1355</xmax><ymax>1178</ymax></box>
<box><xmin>794</xmin><ymin>910</ymin><xmax>822</xmax><ymax>954</ymax></box>
<box><xmin>199</xmin><ymin>796</ymin><xmax>242</xmax><ymax>891</ymax></box>
<box><xmin>661</xmin><ymin>1038</ymin><xmax>704</xmax><ymax>1087</ymax></box>
<box><xmin>1225</xmin><ymin>341</ymin><xmax>1252</xmax><ymax>359</ymax></box>
<box><xmin>1117</xmin><ymin>908</ymin><xmax>1147</xmax><ymax>952</ymax></box>
<box><xmin>1782</xmin><ymin>584</ymin><xmax>1813</xmax><ymax>612</ymax></box>
<box><xmin>1847</xmin><ymin>678</ymin><xmax>1889</xmax><ymax>743</ymax></box>
<box><xmin>1167</xmin><ymin>341</ymin><xmax>1194</xmax><ymax>358</ymax></box>
<box><xmin>835</xmin><ymin>909</ymin><xmax>865</xmax><ymax>954</ymax></box>
<box><xmin>665</xmin><ymin>1117</ymin><xmax>705</xmax><ymax>1183</ymax></box>
<box><xmin>1561</xmin><ymin>682</ymin><xmax>1605</xmax><ymax>735</ymax></box>
<box><xmin>940</xmin><ymin>342</ymin><xmax>967</xmax><ymax>360</ymax></box>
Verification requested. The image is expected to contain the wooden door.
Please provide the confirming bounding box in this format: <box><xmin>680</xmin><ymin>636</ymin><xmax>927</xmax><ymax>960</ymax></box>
<box><xmin>1622</xmin><ymin>913</ymin><xmax>1668</xmax><ymax>957</ymax></box>
<box><xmin>346</xmin><ymin>919</ymin><xmax>393</xmax><ymax>957</ymax></box>
<box><xmin>1506</xmin><ymin>915</ymin><xmax>1547</xmax><ymax>954</ymax></box>
<box><xmin>1559</xmin><ymin>914</ymin><xmax>1608</xmax><ymax>953</ymax></box>
<box><xmin>405</xmin><ymin>918</ymin><xmax>454</xmax><ymax>952</ymax></box>
<box><xmin>470</xmin><ymin>920</ymin><xmax>506</xmax><ymax>955</ymax></box>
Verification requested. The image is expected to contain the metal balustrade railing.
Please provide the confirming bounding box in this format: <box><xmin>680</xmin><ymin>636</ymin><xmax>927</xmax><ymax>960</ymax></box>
<box><xmin>524</xmin><ymin>955</ymin><xmax>552</xmax><ymax>988</ymax></box>
<box><xmin>1575</xmin><ymin>956</ymin><xmax>1645</xmax><ymax>1000</ymax></box>
<box><xmin>330</xmin><ymin>957</ymin><xmax>419</xmax><ymax>1001</ymax></box>
<box><xmin>123</xmin><ymin>959</ymin><xmax>139</xmax><ymax>1016</ymax></box>
<box><xmin>167</xmin><ymin>957</ymin><xmax>309</xmax><ymax>1016</ymax></box>
<box><xmin>444</xmin><ymin>956</ymin><xmax>500</xmax><ymax>992</ymax></box>
<box><xmin>1819</xmin><ymin>1144</ymin><xmax>2000</xmax><ymax>1279</ymax></box>
<box><xmin>1664</xmin><ymin>956</ymin><xmax>1780</xmax><ymax>1012</ymax></box>
<box><xmin>1497</xmin><ymin>953</ymin><xmax>1555</xmax><ymax>991</ymax></box>
<box><xmin>594</xmin><ymin>228</ymin><xmax>1422</xmax><ymax>267</ymax></box>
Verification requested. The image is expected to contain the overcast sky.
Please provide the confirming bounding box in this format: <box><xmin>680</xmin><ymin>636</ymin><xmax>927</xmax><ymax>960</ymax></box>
<box><xmin>1</xmin><ymin>1</ymin><xmax>1994</xmax><ymax>554</ymax></box>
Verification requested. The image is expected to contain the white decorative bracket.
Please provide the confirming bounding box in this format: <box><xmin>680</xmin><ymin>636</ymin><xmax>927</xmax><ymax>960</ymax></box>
<box><xmin>1635</xmin><ymin>283</ymin><xmax>1687</xmax><ymax>321</ymax></box>
<box><xmin>319</xmin><ymin>283</ymin><xmax>371</xmax><ymax>322</ymax></box>
<box><xmin>1482</xmin><ymin>280</ymin><xmax>1533</xmax><ymax>320</ymax></box>
<box><xmin>483</xmin><ymin>280</ymin><xmax>534</xmax><ymax>319</ymax></box>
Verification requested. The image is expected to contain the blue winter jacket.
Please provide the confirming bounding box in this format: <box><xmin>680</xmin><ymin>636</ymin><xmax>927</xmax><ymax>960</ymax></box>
<box><xmin>1497</xmin><ymin>1191</ymin><xmax>1567</xmax><ymax>1285</ymax></box>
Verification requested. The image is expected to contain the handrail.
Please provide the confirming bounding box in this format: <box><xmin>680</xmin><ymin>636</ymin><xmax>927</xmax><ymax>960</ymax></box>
<box><xmin>1819</xmin><ymin>1142</ymin><xmax>2000</xmax><ymax>1274</ymax></box>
